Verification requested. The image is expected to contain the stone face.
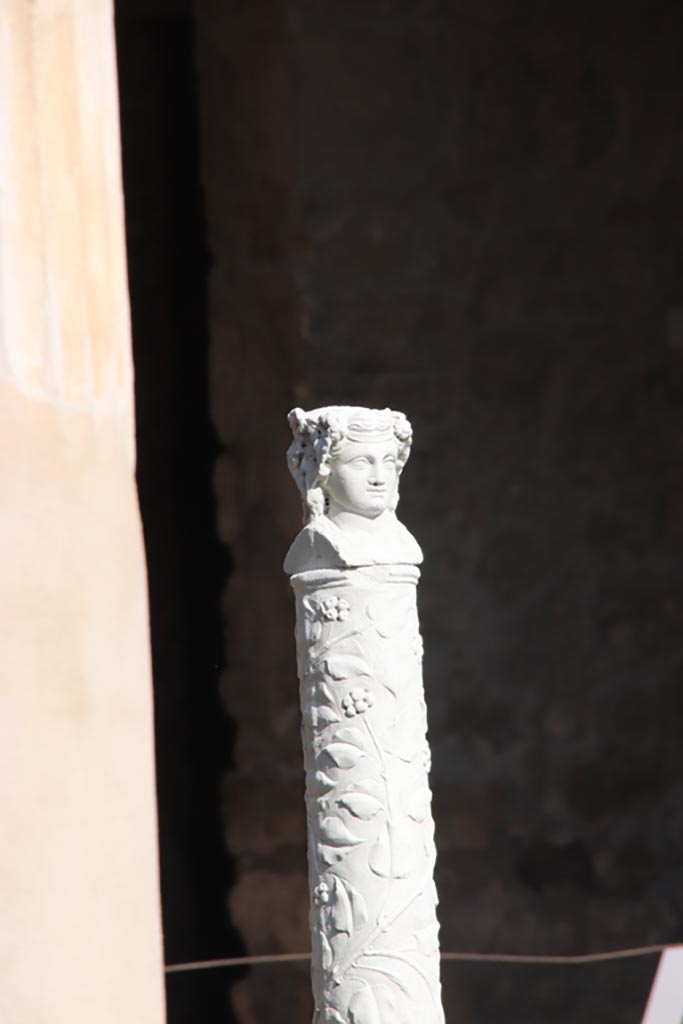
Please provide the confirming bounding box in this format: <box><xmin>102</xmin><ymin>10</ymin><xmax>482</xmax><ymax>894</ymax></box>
<box><xmin>196</xmin><ymin>2</ymin><xmax>683</xmax><ymax>1021</ymax></box>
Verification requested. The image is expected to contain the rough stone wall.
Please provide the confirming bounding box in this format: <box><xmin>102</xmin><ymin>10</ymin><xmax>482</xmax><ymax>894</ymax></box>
<box><xmin>196</xmin><ymin>1</ymin><xmax>683</xmax><ymax>1021</ymax></box>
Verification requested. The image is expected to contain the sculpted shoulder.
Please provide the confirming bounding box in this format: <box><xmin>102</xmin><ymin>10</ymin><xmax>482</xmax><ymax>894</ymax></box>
<box><xmin>391</xmin><ymin>519</ymin><xmax>424</xmax><ymax>565</ymax></box>
<box><xmin>283</xmin><ymin>521</ymin><xmax>347</xmax><ymax>574</ymax></box>
<box><xmin>284</xmin><ymin>514</ymin><xmax>422</xmax><ymax>575</ymax></box>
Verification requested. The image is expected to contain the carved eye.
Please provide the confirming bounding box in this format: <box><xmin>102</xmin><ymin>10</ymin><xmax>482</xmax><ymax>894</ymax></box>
<box><xmin>383</xmin><ymin>455</ymin><xmax>397</xmax><ymax>465</ymax></box>
<box><xmin>350</xmin><ymin>457</ymin><xmax>370</xmax><ymax>467</ymax></box>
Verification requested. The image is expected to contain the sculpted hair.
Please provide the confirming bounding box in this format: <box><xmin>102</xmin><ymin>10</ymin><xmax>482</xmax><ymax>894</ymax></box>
<box><xmin>287</xmin><ymin>406</ymin><xmax>413</xmax><ymax>522</ymax></box>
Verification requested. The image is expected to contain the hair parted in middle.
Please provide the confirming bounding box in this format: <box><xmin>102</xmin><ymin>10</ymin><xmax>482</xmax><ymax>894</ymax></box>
<box><xmin>286</xmin><ymin>405</ymin><xmax>413</xmax><ymax>522</ymax></box>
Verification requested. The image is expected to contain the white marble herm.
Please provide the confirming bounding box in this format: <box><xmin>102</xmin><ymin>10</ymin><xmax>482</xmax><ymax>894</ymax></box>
<box><xmin>285</xmin><ymin>406</ymin><xmax>444</xmax><ymax>1024</ymax></box>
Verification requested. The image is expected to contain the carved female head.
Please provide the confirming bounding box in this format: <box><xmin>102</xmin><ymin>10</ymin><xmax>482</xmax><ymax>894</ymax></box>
<box><xmin>287</xmin><ymin>406</ymin><xmax>413</xmax><ymax>522</ymax></box>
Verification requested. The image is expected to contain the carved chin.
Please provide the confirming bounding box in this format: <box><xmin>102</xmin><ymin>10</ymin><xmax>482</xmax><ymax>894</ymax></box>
<box><xmin>362</xmin><ymin>492</ymin><xmax>388</xmax><ymax>510</ymax></box>
<box><xmin>358</xmin><ymin>501</ymin><xmax>387</xmax><ymax>517</ymax></box>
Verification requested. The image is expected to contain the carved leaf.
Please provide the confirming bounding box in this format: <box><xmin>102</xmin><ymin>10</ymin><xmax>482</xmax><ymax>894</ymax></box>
<box><xmin>355</xmin><ymin>955</ymin><xmax>412</xmax><ymax>998</ymax></box>
<box><xmin>319</xmin><ymin>683</ymin><xmax>336</xmax><ymax>704</ymax></box>
<box><xmin>337</xmin><ymin>792</ymin><xmax>382</xmax><ymax>821</ymax></box>
<box><xmin>344</xmin><ymin>879</ymin><xmax>369</xmax><ymax>929</ymax></box>
<box><xmin>320</xmin><ymin>931</ymin><xmax>333</xmax><ymax>971</ymax></box>
<box><xmin>392</xmin><ymin>833</ymin><xmax>419</xmax><ymax>878</ymax></box>
<box><xmin>371</xmin><ymin>986</ymin><xmax>398</xmax><ymax>1020</ymax></box>
<box><xmin>310</xmin><ymin>770</ymin><xmax>336</xmax><ymax>794</ymax></box>
<box><xmin>319</xmin><ymin>816</ymin><xmax>364</xmax><ymax>847</ymax></box>
<box><xmin>385</xmin><ymin>707</ymin><xmax>423</xmax><ymax>763</ymax></box>
<box><xmin>351</xmin><ymin>777</ymin><xmax>385</xmax><ymax>801</ymax></box>
<box><xmin>325</xmin><ymin>654</ymin><xmax>372</xmax><ymax>681</ymax></box>
<box><xmin>303</xmin><ymin>599</ymin><xmax>323</xmax><ymax>643</ymax></box>
<box><xmin>323</xmin><ymin>743</ymin><xmax>363</xmax><ymax>770</ymax></box>
<box><xmin>307</xmin><ymin>620</ymin><xmax>323</xmax><ymax>644</ymax></box>
<box><xmin>368</xmin><ymin>828</ymin><xmax>391</xmax><ymax>877</ymax></box>
<box><xmin>311</xmin><ymin>705</ymin><xmax>341</xmax><ymax>729</ymax></box>
<box><xmin>368</xmin><ymin>824</ymin><xmax>415</xmax><ymax>879</ymax></box>
<box><xmin>334</xmin><ymin>727</ymin><xmax>365</xmax><ymax>747</ymax></box>
<box><xmin>318</xmin><ymin>844</ymin><xmax>344</xmax><ymax>866</ymax></box>
<box><xmin>366</xmin><ymin>597</ymin><xmax>407</xmax><ymax>639</ymax></box>
<box><xmin>403</xmin><ymin>786</ymin><xmax>430</xmax><ymax>823</ymax></box>
<box><xmin>349</xmin><ymin>987</ymin><xmax>381</xmax><ymax>1024</ymax></box>
<box><xmin>414</xmin><ymin>922</ymin><xmax>440</xmax><ymax>957</ymax></box>
<box><xmin>328</xmin><ymin>876</ymin><xmax>353</xmax><ymax>935</ymax></box>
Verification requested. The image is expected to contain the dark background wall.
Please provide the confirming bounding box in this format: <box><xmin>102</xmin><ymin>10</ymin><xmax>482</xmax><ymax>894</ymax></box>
<box><xmin>115</xmin><ymin>4</ymin><xmax>243</xmax><ymax>1022</ymax></box>
<box><xmin>118</xmin><ymin>1</ymin><xmax>683</xmax><ymax>1022</ymax></box>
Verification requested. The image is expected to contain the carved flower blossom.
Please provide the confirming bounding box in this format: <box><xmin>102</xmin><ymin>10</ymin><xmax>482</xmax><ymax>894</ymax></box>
<box><xmin>413</xmin><ymin>633</ymin><xmax>424</xmax><ymax>660</ymax></box>
<box><xmin>321</xmin><ymin>596</ymin><xmax>350</xmax><ymax>622</ymax></box>
<box><xmin>422</xmin><ymin>743</ymin><xmax>432</xmax><ymax>773</ymax></box>
<box><xmin>313</xmin><ymin>880</ymin><xmax>331</xmax><ymax>906</ymax></box>
<box><xmin>341</xmin><ymin>688</ymin><xmax>375</xmax><ymax>718</ymax></box>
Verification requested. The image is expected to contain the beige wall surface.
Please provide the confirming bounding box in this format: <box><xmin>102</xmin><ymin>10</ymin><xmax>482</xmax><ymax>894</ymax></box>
<box><xmin>0</xmin><ymin>2</ymin><xmax>165</xmax><ymax>1022</ymax></box>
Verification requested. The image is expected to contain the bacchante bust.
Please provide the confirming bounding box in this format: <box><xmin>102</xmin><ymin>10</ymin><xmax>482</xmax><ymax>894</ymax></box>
<box><xmin>284</xmin><ymin>405</ymin><xmax>444</xmax><ymax>1024</ymax></box>
<box><xmin>284</xmin><ymin>406</ymin><xmax>423</xmax><ymax>573</ymax></box>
